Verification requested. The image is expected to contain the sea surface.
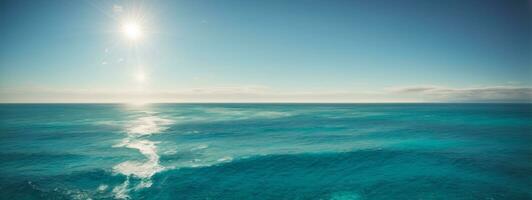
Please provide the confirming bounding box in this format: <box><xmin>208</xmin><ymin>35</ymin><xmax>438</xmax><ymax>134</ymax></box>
<box><xmin>0</xmin><ymin>103</ymin><xmax>531</xmax><ymax>200</ymax></box>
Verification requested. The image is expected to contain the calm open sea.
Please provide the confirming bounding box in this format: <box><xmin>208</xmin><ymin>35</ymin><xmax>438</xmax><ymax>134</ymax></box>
<box><xmin>0</xmin><ymin>104</ymin><xmax>531</xmax><ymax>199</ymax></box>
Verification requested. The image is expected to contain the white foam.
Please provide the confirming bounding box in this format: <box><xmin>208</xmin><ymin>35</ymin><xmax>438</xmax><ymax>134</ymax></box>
<box><xmin>134</xmin><ymin>179</ymin><xmax>153</xmax><ymax>190</ymax></box>
<box><xmin>97</xmin><ymin>184</ymin><xmax>108</xmax><ymax>192</ymax></box>
<box><xmin>112</xmin><ymin>177</ymin><xmax>130</xmax><ymax>199</ymax></box>
<box><xmin>111</xmin><ymin>113</ymin><xmax>174</xmax><ymax>198</ymax></box>
<box><xmin>113</xmin><ymin>138</ymin><xmax>165</xmax><ymax>178</ymax></box>
<box><xmin>191</xmin><ymin>144</ymin><xmax>209</xmax><ymax>151</ymax></box>
<box><xmin>113</xmin><ymin>160</ymin><xmax>163</xmax><ymax>178</ymax></box>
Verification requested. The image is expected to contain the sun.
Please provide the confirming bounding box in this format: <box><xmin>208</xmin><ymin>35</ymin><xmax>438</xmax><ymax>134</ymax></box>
<box><xmin>134</xmin><ymin>71</ymin><xmax>146</xmax><ymax>82</ymax></box>
<box><xmin>122</xmin><ymin>21</ymin><xmax>142</xmax><ymax>40</ymax></box>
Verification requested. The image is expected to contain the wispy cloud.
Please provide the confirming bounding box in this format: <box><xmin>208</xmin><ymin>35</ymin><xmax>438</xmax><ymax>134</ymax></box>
<box><xmin>113</xmin><ymin>5</ymin><xmax>123</xmax><ymax>13</ymax></box>
<box><xmin>0</xmin><ymin>85</ymin><xmax>392</xmax><ymax>103</ymax></box>
<box><xmin>1</xmin><ymin>85</ymin><xmax>530</xmax><ymax>103</ymax></box>
<box><xmin>391</xmin><ymin>85</ymin><xmax>532</xmax><ymax>102</ymax></box>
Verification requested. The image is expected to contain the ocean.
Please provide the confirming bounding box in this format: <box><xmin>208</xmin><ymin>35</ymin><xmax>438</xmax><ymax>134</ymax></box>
<box><xmin>0</xmin><ymin>103</ymin><xmax>530</xmax><ymax>199</ymax></box>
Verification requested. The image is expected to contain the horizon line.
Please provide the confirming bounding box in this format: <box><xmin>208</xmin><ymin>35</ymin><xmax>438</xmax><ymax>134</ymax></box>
<box><xmin>0</xmin><ymin>101</ymin><xmax>530</xmax><ymax>104</ymax></box>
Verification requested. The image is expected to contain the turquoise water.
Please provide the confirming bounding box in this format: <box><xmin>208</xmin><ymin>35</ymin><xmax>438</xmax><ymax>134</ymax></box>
<box><xmin>0</xmin><ymin>104</ymin><xmax>531</xmax><ymax>199</ymax></box>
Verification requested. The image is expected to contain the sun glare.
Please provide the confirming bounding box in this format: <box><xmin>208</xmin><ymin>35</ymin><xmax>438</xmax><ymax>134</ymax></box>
<box><xmin>135</xmin><ymin>71</ymin><xmax>146</xmax><ymax>82</ymax></box>
<box><xmin>122</xmin><ymin>21</ymin><xmax>142</xmax><ymax>40</ymax></box>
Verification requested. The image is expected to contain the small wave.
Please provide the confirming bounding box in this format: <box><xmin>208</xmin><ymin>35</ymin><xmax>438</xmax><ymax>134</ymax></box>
<box><xmin>217</xmin><ymin>156</ymin><xmax>233</xmax><ymax>162</ymax></box>
<box><xmin>254</xmin><ymin>111</ymin><xmax>292</xmax><ymax>118</ymax></box>
<box><xmin>185</xmin><ymin>130</ymin><xmax>200</xmax><ymax>134</ymax></box>
<box><xmin>203</xmin><ymin>108</ymin><xmax>292</xmax><ymax>120</ymax></box>
<box><xmin>191</xmin><ymin>144</ymin><xmax>209</xmax><ymax>151</ymax></box>
<box><xmin>125</xmin><ymin>116</ymin><xmax>173</xmax><ymax>136</ymax></box>
<box><xmin>330</xmin><ymin>192</ymin><xmax>361</xmax><ymax>200</ymax></box>
<box><xmin>163</xmin><ymin>149</ymin><xmax>177</xmax><ymax>155</ymax></box>
<box><xmin>93</xmin><ymin>120</ymin><xmax>121</xmax><ymax>126</ymax></box>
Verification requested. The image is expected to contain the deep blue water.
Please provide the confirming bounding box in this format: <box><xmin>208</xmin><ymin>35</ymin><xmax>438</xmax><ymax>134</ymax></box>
<box><xmin>0</xmin><ymin>104</ymin><xmax>531</xmax><ymax>200</ymax></box>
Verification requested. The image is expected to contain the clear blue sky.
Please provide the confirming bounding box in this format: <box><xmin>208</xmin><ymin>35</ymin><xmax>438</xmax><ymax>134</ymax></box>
<box><xmin>0</xmin><ymin>0</ymin><xmax>530</xmax><ymax>102</ymax></box>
